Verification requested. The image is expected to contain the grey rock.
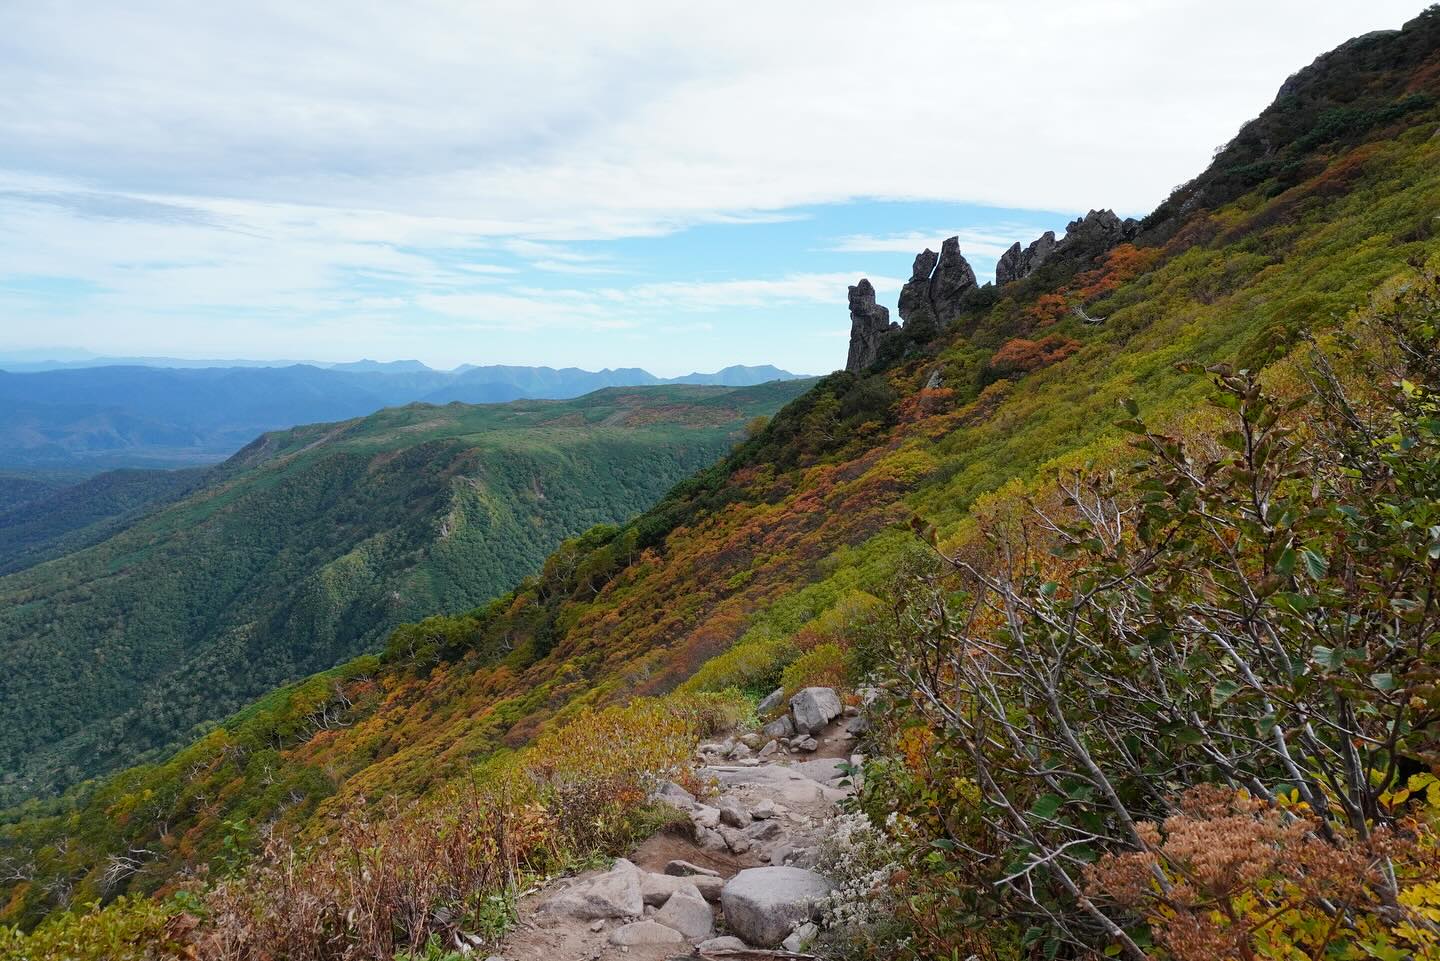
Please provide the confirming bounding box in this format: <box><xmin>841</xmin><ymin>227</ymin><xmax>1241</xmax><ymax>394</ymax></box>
<box><xmin>608</xmin><ymin>919</ymin><xmax>685</xmax><ymax>945</ymax></box>
<box><xmin>589</xmin><ymin>919</ymin><xmax>606</xmax><ymax>932</ymax></box>
<box><xmin>539</xmin><ymin>859</ymin><xmax>643</xmax><ymax>920</ymax></box>
<box><xmin>845</xmin><ymin>714</ymin><xmax>869</xmax><ymax>735</ymax></box>
<box><xmin>926</xmin><ymin>237</ymin><xmax>977</xmax><ymax>331</ymax></box>
<box><xmin>792</xmin><ymin>736</ymin><xmax>818</xmax><ymax>752</ymax></box>
<box><xmin>697</xmin><ymin>826</ymin><xmax>729</xmax><ymax>852</ymax></box>
<box><xmin>761</xmin><ymin>715</ymin><xmax>795</xmax><ymax>739</ymax></box>
<box><xmin>758</xmin><ymin>739</ymin><xmax>779</xmax><ymax>759</ymax></box>
<box><xmin>1057</xmin><ymin>210</ymin><xmax>1139</xmax><ymax>254</ymax></box>
<box><xmin>751</xmin><ymin>799</ymin><xmax>780</xmax><ymax>819</ymax></box>
<box><xmin>665</xmin><ymin>859</ymin><xmax>721</xmax><ymax>879</ymax></box>
<box><xmin>996</xmin><ymin>230</ymin><xmax>1057</xmax><ymax>285</ymax></box>
<box><xmin>783</xmin><ymin>921</ymin><xmax>819</xmax><ymax>953</ymax></box>
<box><xmin>642</xmin><ymin>871</ymin><xmax>723</xmax><ymax>905</ymax></box>
<box><xmin>924</xmin><ymin>368</ymin><xmax>944</xmax><ymax>390</ymax></box>
<box><xmin>718</xmin><ymin>800</ymin><xmax>750</xmax><ymax>828</ymax></box>
<box><xmin>720</xmin><ymin>825</ymin><xmax>753</xmax><ymax>854</ymax></box>
<box><xmin>897</xmin><ymin>238</ymin><xmax>976</xmax><ymax>339</ymax></box>
<box><xmin>789</xmin><ymin>687</ymin><xmax>842</xmax><ymax>734</ymax></box>
<box><xmin>720</xmin><ymin>866</ymin><xmax>835</xmax><ymax>947</ymax></box>
<box><xmin>845</xmin><ymin>279</ymin><xmax>899</xmax><ymax>373</ymax></box>
<box><xmin>756</xmin><ymin>687</ymin><xmax>786</xmax><ymax>716</ymax></box>
<box><xmin>897</xmin><ymin>248</ymin><xmax>941</xmax><ymax>335</ymax></box>
<box><xmin>653</xmin><ymin>884</ymin><xmax>714</xmax><ymax>940</ymax></box>
<box><xmin>654</xmin><ymin>780</ymin><xmax>697</xmax><ymax>809</ymax></box>
<box><xmin>790</xmin><ymin>758</ymin><xmax>848</xmax><ymax>783</ymax></box>
<box><xmin>745</xmin><ymin>819</ymin><xmax>784</xmax><ymax>841</ymax></box>
<box><xmin>698</xmin><ymin>935</ymin><xmax>749</xmax><ymax>952</ymax></box>
<box><xmin>692</xmin><ymin>805</ymin><xmax>722</xmax><ymax>830</ymax></box>
<box><xmin>710</xmin><ymin>764</ymin><xmax>850</xmax><ymax>805</ymax></box>
<box><xmin>728</xmin><ymin>742</ymin><xmax>753</xmax><ymax>760</ymax></box>
<box><xmin>738</xmin><ymin>757</ymin><xmax>761</xmax><ymax>767</ymax></box>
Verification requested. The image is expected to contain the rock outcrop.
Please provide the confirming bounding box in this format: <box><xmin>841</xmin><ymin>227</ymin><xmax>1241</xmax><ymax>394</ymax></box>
<box><xmin>995</xmin><ymin>230</ymin><xmax>1056</xmax><ymax>285</ymax></box>
<box><xmin>897</xmin><ymin>237</ymin><xmax>977</xmax><ymax>340</ymax></box>
<box><xmin>995</xmin><ymin>210</ymin><xmax>1140</xmax><ymax>286</ymax></box>
<box><xmin>845</xmin><ymin>279</ymin><xmax>899</xmax><ymax>373</ymax></box>
<box><xmin>1059</xmin><ymin>209</ymin><xmax>1139</xmax><ymax>251</ymax></box>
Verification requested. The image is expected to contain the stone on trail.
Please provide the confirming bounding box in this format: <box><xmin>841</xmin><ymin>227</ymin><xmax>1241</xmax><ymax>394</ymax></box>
<box><xmin>720</xmin><ymin>825</ymin><xmax>753</xmax><ymax>853</ymax></box>
<box><xmin>654</xmin><ymin>780</ymin><xmax>697</xmax><ymax>809</ymax></box>
<box><xmin>745</xmin><ymin>818</ymin><xmax>784</xmax><ymax>841</ymax></box>
<box><xmin>538</xmin><ymin>858</ymin><xmax>642</xmax><ymax>920</ymax></box>
<box><xmin>698</xmin><ymin>935</ymin><xmax>749</xmax><ymax>952</ymax></box>
<box><xmin>653</xmin><ymin>884</ymin><xmax>714</xmax><ymax>940</ymax></box>
<box><xmin>792</xmin><ymin>735</ymin><xmax>818</xmax><ymax>752</ymax></box>
<box><xmin>665</xmin><ymin>859</ymin><xmax>721</xmax><ymax>878</ymax></box>
<box><xmin>758</xmin><ymin>739</ymin><xmax>779</xmax><ymax>759</ymax></box>
<box><xmin>751</xmin><ymin>798</ymin><xmax>780</xmax><ymax>819</ymax></box>
<box><xmin>761</xmin><ymin>715</ymin><xmax>796</xmax><ymax>739</ymax></box>
<box><xmin>717</xmin><ymin>799</ymin><xmax>750</xmax><ymax>828</ymax></box>
<box><xmin>642</xmin><ymin>871</ymin><xmax>723</xmax><ymax>904</ymax></box>
<box><xmin>720</xmin><ymin>866</ymin><xmax>835</xmax><ymax>948</ymax></box>
<box><xmin>789</xmin><ymin>687</ymin><xmax>842</xmax><ymax>734</ymax></box>
<box><xmin>608</xmin><ymin>919</ymin><xmax>686</xmax><ymax>945</ymax></box>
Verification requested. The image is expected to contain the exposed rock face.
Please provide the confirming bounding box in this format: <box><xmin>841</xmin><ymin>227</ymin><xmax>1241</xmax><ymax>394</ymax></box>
<box><xmin>996</xmin><ymin>230</ymin><xmax>1057</xmax><ymax>285</ymax></box>
<box><xmin>929</xmin><ymin>237</ymin><xmax>978</xmax><ymax>326</ymax></box>
<box><xmin>720</xmin><ymin>866</ymin><xmax>834</xmax><ymax>947</ymax></box>
<box><xmin>897</xmin><ymin>237</ymin><xmax>977</xmax><ymax>340</ymax></box>
<box><xmin>845</xmin><ymin>279</ymin><xmax>899</xmax><ymax>373</ymax></box>
<box><xmin>1059</xmin><ymin>209</ymin><xmax>1139</xmax><ymax>250</ymax></box>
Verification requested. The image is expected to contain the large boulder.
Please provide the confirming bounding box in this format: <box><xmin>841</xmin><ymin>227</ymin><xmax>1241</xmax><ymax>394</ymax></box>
<box><xmin>789</xmin><ymin>687</ymin><xmax>842</xmax><ymax>734</ymax></box>
<box><xmin>845</xmin><ymin>279</ymin><xmax>899</xmax><ymax>373</ymax></box>
<box><xmin>539</xmin><ymin>859</ymin><xmax>643</xmax><ymax>920</ymax></box>
<box><xmin>720</xmin><ymin>866</ymin><xmax>835</xmax><ymax>947</ymax></box>
<box><xmin>897</xmin><ymin>248</ymin><xmax>941</xmax><ymax>335</ymax></box>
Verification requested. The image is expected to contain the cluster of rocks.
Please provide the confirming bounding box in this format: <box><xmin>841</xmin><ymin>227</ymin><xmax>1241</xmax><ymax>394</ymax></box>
<box><xmin>844</xmin><ymin>210</ymin><xmax>1143</xmax><ymax>372</ymax></box>
<box><xmin>530</xmin><ymin>685</ymin><xmax>862</xmax><ymax>954</ymax></box>
<box><xmin>995</xmin><ymin>209</ymin><xmax>1141</xmax><ymax>287</ymax></box>
<box><xmin>540</xmin><ymin>855</ymin><xmax>833</xmax><ymax>951</ymax></box>
<box><xmin>846</xmin><ymin>238</ymin><xmax>978</xmax><ymax>372</ymax></box>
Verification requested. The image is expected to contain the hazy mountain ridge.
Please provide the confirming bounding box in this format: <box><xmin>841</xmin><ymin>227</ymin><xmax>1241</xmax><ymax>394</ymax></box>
<box><xmin>0</xmin><ymin>363</ymin><xmax>807</xmax><ymax>469</ymax></box>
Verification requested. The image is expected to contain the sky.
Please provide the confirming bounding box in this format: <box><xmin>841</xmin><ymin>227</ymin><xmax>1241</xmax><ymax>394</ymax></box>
<box><xmin>0</xmin><ymin>2</ymin><xmax>1426</xmax><ymax>377</ymax></box>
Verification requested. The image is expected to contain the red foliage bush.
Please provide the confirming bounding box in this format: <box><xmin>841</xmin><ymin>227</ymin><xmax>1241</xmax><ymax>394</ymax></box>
<box><xmin>987</xmin><ymin>335</ymin><xmax>1081</xmax><ymax>378</ymax></box>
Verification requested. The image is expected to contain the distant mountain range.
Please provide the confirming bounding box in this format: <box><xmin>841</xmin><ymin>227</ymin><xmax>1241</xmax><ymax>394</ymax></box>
<box><xmin>0</xmin><ymin>361</ymin><xmax>805</xmax><ymax>470</ymax></box>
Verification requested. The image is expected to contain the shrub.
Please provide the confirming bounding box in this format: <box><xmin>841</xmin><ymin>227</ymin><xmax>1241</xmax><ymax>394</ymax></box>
<box><xmin>780</xmin><ymin>642</ymin><xmax>846</xmax><ymax>699</ymax></box>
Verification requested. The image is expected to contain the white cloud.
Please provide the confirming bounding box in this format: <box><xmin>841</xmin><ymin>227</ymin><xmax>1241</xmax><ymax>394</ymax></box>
<box><xmin>0</xmin><ymin>0</ymin><xmax>1424</xmax><ymax>367</ymax></box>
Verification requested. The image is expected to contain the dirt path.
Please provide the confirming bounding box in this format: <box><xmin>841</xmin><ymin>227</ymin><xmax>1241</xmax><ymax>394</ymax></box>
<box><xmin>494</xmin><ymin>702</ymin><xmax>861</xmax><ymax>960</ymax></box>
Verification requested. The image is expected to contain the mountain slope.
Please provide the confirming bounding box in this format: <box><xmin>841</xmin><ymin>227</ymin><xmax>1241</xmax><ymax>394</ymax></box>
<box><xmin>0</xmin><ymin>381</ymin><xmax>810</xmax><ymax>804</ymax></box>
<box><xmin>2</xmin><ymin>9</ymin><xmax>1438</xmax><ymax>940</ymax></box>
<box><xmin>0</xmin><ymin>467</ymin><xmax>207</xmax><ymax>576</ymax></box>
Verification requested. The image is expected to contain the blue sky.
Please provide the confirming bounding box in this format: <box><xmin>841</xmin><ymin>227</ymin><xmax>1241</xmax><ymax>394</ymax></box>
<box><xmin>0</xmin><ymin>1</ymin><xmax>1425</xmax><ymax>376</ymax></box>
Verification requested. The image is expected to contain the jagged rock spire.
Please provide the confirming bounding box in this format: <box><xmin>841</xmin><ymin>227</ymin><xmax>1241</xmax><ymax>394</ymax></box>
<box><xmin>845</xmin><ymin>279</ymin><xmax>898</xmax><ymax>373</ymax></box>
<box><xmin>897</xmin><ymin>236</ymin><xmax>976</xmax><ymax>340</ymax></box>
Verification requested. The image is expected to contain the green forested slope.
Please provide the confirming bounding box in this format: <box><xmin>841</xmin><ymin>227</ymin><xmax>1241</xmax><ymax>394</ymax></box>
<box><xmin>0</xmin><ymin>468</ymin><xmax>208</xmax><ymax>576</ymax></box>
<box><xmin>0</xmin><ymin>382</ymin><xmax>808</xmax><ymax>803</ymax></box>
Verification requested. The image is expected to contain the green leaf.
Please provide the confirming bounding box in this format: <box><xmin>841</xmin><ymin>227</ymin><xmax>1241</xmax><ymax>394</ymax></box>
<box><xmin>1370</xmin><ymin>673</ymin><xmax>1398</xmax><ymax>692</ymax></box>
<box><xmin>1030</xmin><ymin>794</ymin><xmax>1063</xmax><ymax>819</ymax></box>
<box><xmin>1211</xmin><ymin>679</ymin><xmax>1241</xmax><ymax>707</ymax></box>
<box><xmin>1300</xmin><ymin>548</ymin><xmax>1328</xmax><ymax>579</ymax></box>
